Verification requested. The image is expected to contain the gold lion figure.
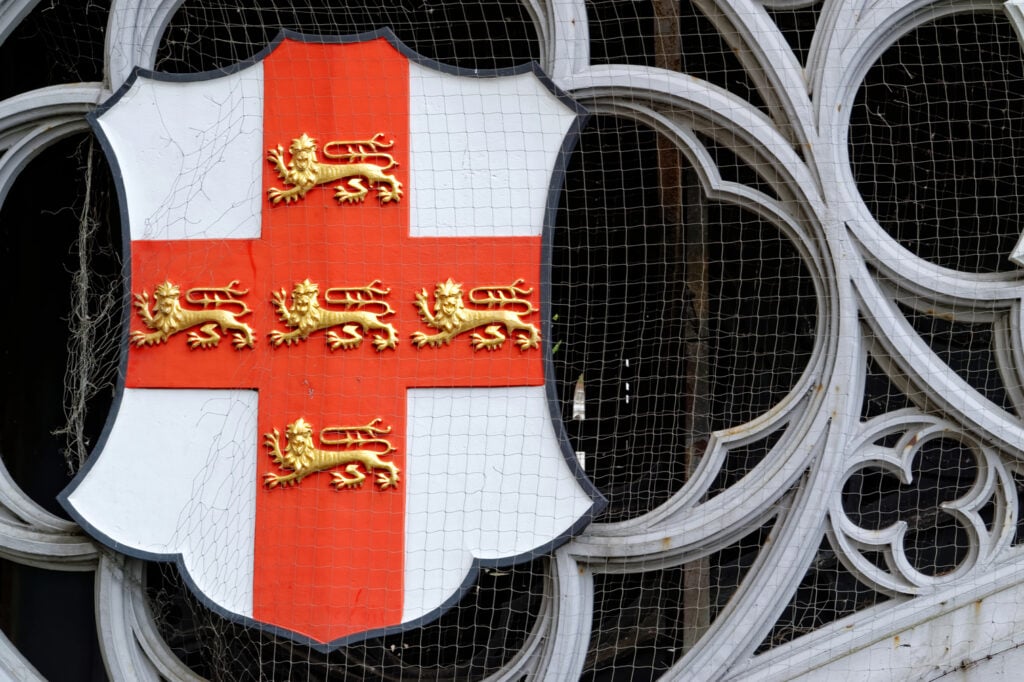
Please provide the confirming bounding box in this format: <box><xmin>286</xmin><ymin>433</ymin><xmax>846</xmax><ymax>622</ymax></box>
<box><xmin>263</xmin><ymin>417</ymin><xmax>400</xmax><ymax>490</ymax></box>
<box><xmin>269</xmin><ymin>279</ymin><xmax>398</xmax><ymax>351</ymax></box>
<box><xmin>131</xmin><ymin>280</ymin><xmax>255</xmax><ymax>350</ymax></box>
<box><xmin>267</xmin><ymin>132</ymin><xmax>402</xmax><ymax>205</ymax></box>
<box><xmin>411</xmin><ymin>278</ymin><xmax>540</xmax><ymax>351</ymax></box>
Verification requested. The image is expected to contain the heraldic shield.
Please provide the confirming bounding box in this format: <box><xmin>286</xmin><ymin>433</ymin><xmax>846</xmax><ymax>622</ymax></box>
<box><xmin>59</xmin><ymin>30</ymin><xmax>604</xmax><ymax>647</ymax></box>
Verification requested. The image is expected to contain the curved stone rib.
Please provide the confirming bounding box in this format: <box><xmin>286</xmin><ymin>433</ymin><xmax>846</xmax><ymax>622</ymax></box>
<box><xmin>669</xmin><ymin>484</ymin><xmax>821</xmax><ymax>676</ymax></box>
<box><xmin>554</xmin><ymin>99</ymin><xmax>834</xmax><ymax>570</ymax></box>
<box><xmin>481</xmin><ymin>562</ymin><xmax>556</xmax><ymax>681</ymax></box>
<box><xmin>530</xmin><ymin>548</ymin><xmax>592</xmax><ymax>680</ymax></box>
<box><xmin>518</xmin><ymin>0</ymin><xmax>552</xmax><ymax>72</ymax></box>
<box><xmin>602</xmin><ymin>101</ymin><xmax>823</xmax><ymax>237</ymax></box>
<box><xmin>0</xmin><ymin>117</ymin><xmax>91</xmax><ymax>211</ymax></box>
<box><xmin>96</xmin><ymin>555</ymin><xmax>165</xmax><ymax>681</ymax></box>
<box><xmin>573</xmin><ymin>420</ymin><xmax>828</xmax><ymax>570</ymax></box>
<box><xmin>562</xmin><ymin>64</ymin><xmax>823</xmax><ymax>215</ymax></box>
<box><xmin>124</xmin><ymin>559</ymin><xmax>206</xmax><ymax>682</ymax></box>
<box><xmin>855</xmin><ymin>260</ymin><xmax>1024</xmax><ymax>458</ymax></box>
<box><xmin>994</xmin><ymin>309</ymin><xmax>1024</xmax><ymax>416</ymax></box>
<box><xmin>0</xmin><ymin>83</ymin><xmax>106</xmax><ymax>143</ymax></box>
<box><xmin>0</xmin><ymin>0</ymin><xmax>41</xmax><ymax>47</ymax></box>
<box><xmin>692</xmin><ymin>0</ymin><xmax>817</xmax><ymax>156</ymax></box>
<box><xmin>545</xmin><ymin>0</ymin><xmax>590</xmax><ymax>81</ymax></box>
<box><xmin>811</xmin><ymin>0</ymin><xmax>995</xmax><ymax>138</ymax></box>
<box><xmin>0</xmin><ymin>520</ymin><xmax>97</xmax><ymax>571</ymax></box>
<box><xmin>96</xmin><ymin>555</ymin><xmax>204</xmax><ymax>682</ymax></box>
<box><xmin>759</xmin><ymin>0</ymin><xmax>822</xmax><ymax>7</ymax></box>
<box><xmin>106</xmin><ymin>0</ymin><xmax>186</xmax><ymax>90</ymax></box>
<box><xmin>0</xmin><ymin>630</ymin><xmax>45</xmax><ymax>682</ymax></box>
<box><xmin>0</xmin><ymin>449</ymin><xmax>84</xmax><ymax>534</ymax></box>
<box><xmin>848</xmin><ymin>222</ymin><xmax>1024</xmax><ymax>316</ymax></box>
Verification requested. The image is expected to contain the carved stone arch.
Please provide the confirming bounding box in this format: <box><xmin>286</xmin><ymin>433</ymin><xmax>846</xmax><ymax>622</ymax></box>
<box><xmin>3</xmin><ymin>0</ymin><xmax>1024</xmax><ymax>679</ymax></box>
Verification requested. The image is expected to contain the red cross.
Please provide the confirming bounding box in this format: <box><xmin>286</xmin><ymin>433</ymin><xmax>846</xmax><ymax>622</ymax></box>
<box><xmin>127</xmin><ymin>38</ymin><xmax>543</xmax><ymax>643</ymax></box>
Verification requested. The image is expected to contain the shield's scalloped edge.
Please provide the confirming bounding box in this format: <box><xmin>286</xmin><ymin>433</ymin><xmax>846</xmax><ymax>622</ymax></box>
<box><xmin>59</xmin><ymin>27</ymin><xmax>607</xmax><ymax>652</ymax></box>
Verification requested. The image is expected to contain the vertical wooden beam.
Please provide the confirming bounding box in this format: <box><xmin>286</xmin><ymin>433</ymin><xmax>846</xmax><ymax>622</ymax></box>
<box><xmin>653</xmin><ymin>0</ymin><xmax>712</xmax><ymax>651</ymax></box>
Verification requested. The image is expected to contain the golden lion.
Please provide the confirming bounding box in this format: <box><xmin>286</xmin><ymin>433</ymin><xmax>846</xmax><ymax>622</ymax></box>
<box><xmin>269</xmin><ymin>279</ymin><xmax>397</xmax><ymax>351</ymax></box>
<box><xmin>131</xmin><ymin>280</ymin><xmax>255</xmax><ymax>350</ymax></box>
<box><xmin>411</xmin><ymin>278</ymin><xmax>540</xmax><ymax>351</ymax></box>
<box><xmin>267</xmin><ymin>132</ymin><xmax>402</xmax><ymax>205</ymax></box>
<box><xmin>263</xmin><ymin>418</ymin><xmax>400</xmax><ymax>490</ymax></box>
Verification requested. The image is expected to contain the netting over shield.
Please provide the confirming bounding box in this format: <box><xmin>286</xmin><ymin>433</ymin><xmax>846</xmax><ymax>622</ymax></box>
<box><xmin>3</xmin><ymin>1</ymin><xmax>1024</xmax><ymax>680</ymax></box>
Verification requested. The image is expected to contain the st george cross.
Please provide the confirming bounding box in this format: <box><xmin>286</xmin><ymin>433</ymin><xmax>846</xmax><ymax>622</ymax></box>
<box><xmin>61</xmin><ymin>31</ymin><xmax>604</xmax><ymax>648</ymax></box>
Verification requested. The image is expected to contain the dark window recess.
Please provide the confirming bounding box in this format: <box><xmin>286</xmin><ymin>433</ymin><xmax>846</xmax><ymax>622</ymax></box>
<box><xmin>850</xmin><ymin>13</ymin><xmax>1024</xmax><ymax>273</ymax></box>
<box><xmin>158</xmin><ymin>0</ymin><xmax>538</xmax><ymax>73</ymax></box>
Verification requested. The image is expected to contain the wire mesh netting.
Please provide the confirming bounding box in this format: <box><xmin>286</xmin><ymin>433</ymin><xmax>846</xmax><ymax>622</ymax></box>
<box><xmin>3</xmin><ymin>1</ymin><xmax>1024</xmax><ymax>680</ymax></box>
